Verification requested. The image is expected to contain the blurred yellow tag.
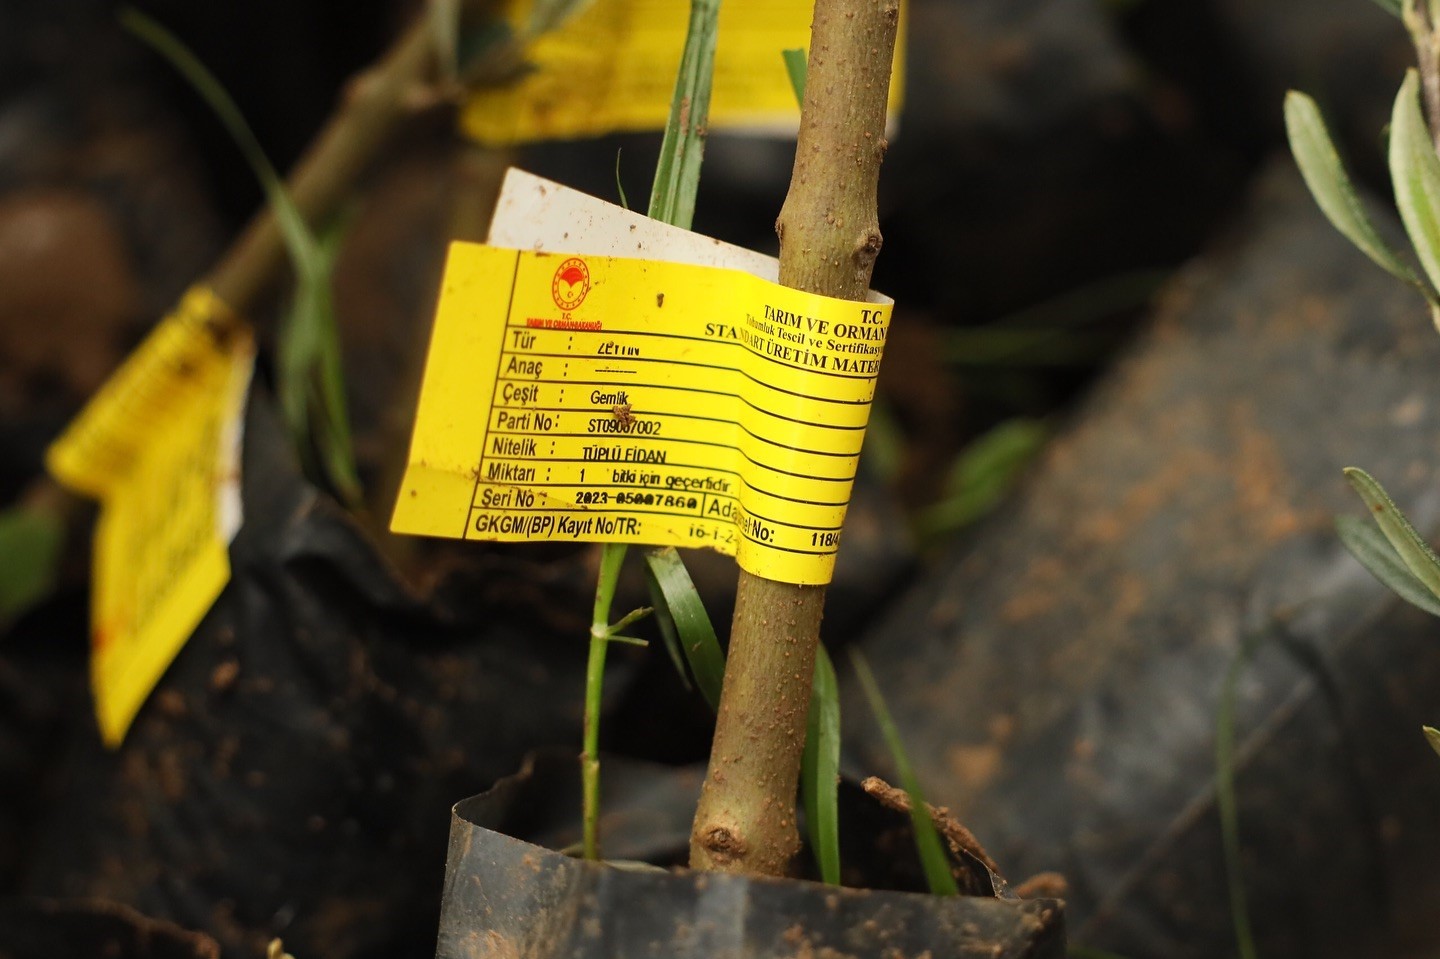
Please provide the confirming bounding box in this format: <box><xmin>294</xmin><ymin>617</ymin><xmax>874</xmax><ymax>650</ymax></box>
<box><xmin>46</xmin><ymin>287</ymin><xmax>246</xmax><ymax>498</ymax></box>
<box><xmin>392</xmin><ymin>242</ymin><xmax>890</xmax><ymax>585</ymax></box>
<box><xmin>462</xmin><ymin>0</ymin><xmax>906</xmax><ymax>145</ymax></box>
<box><xmin>47</xmin><ymin>287</ymin><xmax>253</xmax><ymax>745</ymax></box>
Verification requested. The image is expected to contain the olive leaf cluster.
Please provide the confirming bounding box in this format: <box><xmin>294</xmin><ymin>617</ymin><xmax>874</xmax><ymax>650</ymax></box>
<box><xmin>1287</xmin><ymin>0</ymin><xmax>1440</xmax><ymax>757</ymax></box>
<box><xmin>1286</xmin><ymin>73</ymin><xmax>1440</xmax><ymax>327</ymax></box>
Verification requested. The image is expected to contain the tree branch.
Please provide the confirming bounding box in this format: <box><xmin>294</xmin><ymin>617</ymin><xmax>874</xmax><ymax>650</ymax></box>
<box><xmin>1406</xmin><ymin>0</ymin><xmax>1440</xmax><ymax>153</ymax></box>
<box><xmin>689</xmin><ymin>0</ymin><xmax>899</xmax><ymax>877</ymax></box>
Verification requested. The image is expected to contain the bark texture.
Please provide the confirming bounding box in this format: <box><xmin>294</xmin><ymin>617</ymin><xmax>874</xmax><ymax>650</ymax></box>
<box><xmin>689</xmin><ymin>0</ymin><xmax>899</xmax><ymax>876</ymax></box>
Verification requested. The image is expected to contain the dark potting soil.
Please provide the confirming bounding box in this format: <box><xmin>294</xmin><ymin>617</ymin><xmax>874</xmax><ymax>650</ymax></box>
<box><xmin>0</xmin><ymin>897</ymin><xmax>221</xmax><ymax>959</ymax></box>
<box><xmin>433</xmin><ymin>751</ymin><xmax>1064</xmax><ymax>959</ymax></box>
<box><xmin>18</xmin><ymin>384</ymin><xmax>598</xmax><ymax>959</ymax></box>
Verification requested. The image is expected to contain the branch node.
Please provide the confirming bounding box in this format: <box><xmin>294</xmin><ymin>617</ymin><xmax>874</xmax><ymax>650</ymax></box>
<box><xmin>854</xmin><ymin>230</ymin><xmax>883</xmax><ymax>267</ymax></box>
<box><xmin>700</xmin><ymin>825</ymin><xmax>748</xmax><ymax>865</ymax></box>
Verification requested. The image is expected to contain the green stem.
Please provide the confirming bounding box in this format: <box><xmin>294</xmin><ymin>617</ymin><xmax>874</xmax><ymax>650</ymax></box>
<box><xmin>581</xmin><ymin>0</ymin><xmax>720</xmax><ymax>863</ymax></box>
<box><xmin>582</xmin><ymin>542</ymin><xmax>628</xmax><ymax>860</ymax></box>
<box><xmin>581</xmin><ymin>629</ymin><xmax>607</xmax><ymax>860</ymax></box>
<box><xmin>1217</xmin><ymin>640</ymin><xmax>1259</xmax><ymax>959</ymax></box>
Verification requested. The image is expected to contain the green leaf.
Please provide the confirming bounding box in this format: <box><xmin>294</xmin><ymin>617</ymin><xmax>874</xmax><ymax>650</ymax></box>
<box><xmin>647</xmin><ymin>0</ymin><xmax>721</xmax><ymax>228</ymax></box>
<box><xmin>850</xmin><ymin>649</ymin><xmax>959</xmax><ymax>896</ymax></box>
<box><xmin>615</xmin><ymin>148</ymin><xmax>630</xmax><ymax>211</ymax></box>
<box><xmin>606</xmin><ymin>605</ymin><xmax>653</xmax><ymax>636</ymax></box>
<box><xmin>1424</xmin><ymin>725</ymin><xmax>1440</xmax><ymax>759</ymax></box>
<box><xmin>782</xmin><ymin>48</ymin><xmax>808</xmax><ymax>106</ymax></box>
<box><xmin>643</xmin><ymin>547</ymin><xmax>725</xmax><ymax>710</ymax></box>
<box><xmin>801</xmin><ymin>645</ymin><xmax>842</xmax><ymax>885</ymax></box>
<box><xmin>1343</xmin><ymin>467</ymin><xmax>1440</xmax><ymax>603</ymax></box>
<box><xmin>860</xmin><ymin>399</ymin><xmax>905</xmax><ymax>484</ymax></box>
<box><xmin>645</xmin><ymin>568</ymin><xmax>692</xmax><ymax>692</ymax></box>
<box><xmin>1371</xmin><ymin>0</ymin><xmax>1402</xmax><ymax>16</ymax></box>
<box><xmin>1389</xmin><ymin>70</ymin><xmax>1440</xmax><ymax>319</ymax></box>
<box><xmin>1216</xmin><ymin>640</ymin><xmax>1259</xmax><ymax>959</ymax></box>
<box><xmin>0</xmin><ymin>506</ymin><xmax>64</xmax><ymax>629</ymax></box>
<box><xmin>120</xmin><ymin>9</ymin><xmax>320</xmax><ymax>276</ymax></box>
<box><xmin>1285</xmin><ymin>90</ymin><xmax>1429</xmax><ymax>298</ymax></box>
<box><xmin>122</xmin><ymin>8</ymin><xmax>361</xmax><ymax>506</ymax></box>
<box><xmin>917</xmin><ymin>418</ymin><xmax>1046</xmax><ymax>538</ymax></box>
<box><xmin>1336</xmin><ymin>514</ymin><xmax>1440</xmax><ymax>617</ymax></box>
<box><xmin>280</xmin><ymin>219</ymin><xmax>362</xmax><ymax>506</ymax></box>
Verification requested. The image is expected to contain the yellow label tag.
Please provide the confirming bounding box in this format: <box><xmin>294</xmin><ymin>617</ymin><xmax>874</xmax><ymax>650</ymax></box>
<box><xmin>46</xmin><ymin>286</ymin><xmax>245</xmax><ymax>500</ymax></box>
<box><xmin>392</xmin><ymin>242</ymin><xmax>891</xmax><ymax>585</ymax></box>
<box><xmin>46</xmin><ymin>287</ymin><xmax>254</xmax><ymax>745</ymax></box>
<box><xmin>462</xmin><ymin>0</ymin><xmax>906</xmax><ymax>145</ymax></box>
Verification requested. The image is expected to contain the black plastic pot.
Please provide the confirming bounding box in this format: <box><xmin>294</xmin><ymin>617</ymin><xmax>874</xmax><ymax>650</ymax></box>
<box><xmin>435</xmin><ymin>753</ymin><xmax>1066</xmax><ymax>959</ymax></box>
<box><xmin>19</xmin><ymin>385</ymin><xmax>599</xmax><ymax>959</ymax></box>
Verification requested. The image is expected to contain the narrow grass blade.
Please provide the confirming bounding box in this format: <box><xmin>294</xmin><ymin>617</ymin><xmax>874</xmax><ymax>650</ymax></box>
<box><xmin>615</xmin><ymin>148</ymin><xmax>630</xmax><ymax>211</ymax></box>
<box><xmin>120</xmin><ymin>9</ymin><xmax>318</xmax><ymax>274</ymax></box>
<box><xmin>634</xmin><ymin>0</ymin><xmax>722</xmax><ymax>701</ymax></box>
<box><xmin>644</xmin><ymin>547</ymin><xmax>725</xmax><ymax>710</ymax></box>
<box><xmin>782</xmin><ymin>48</ymin><xmax>808</xmax><ymax>104</ymax></box>
<box><xmin>280</xmin><ymin>219</ymin><xmax>361</xmax><ymax>505</ymax></box>
<box><xmin>1424</xmin><ymin>725</ymin><xmax>1440</xmax><ymax>759</ymax></box>
<box><xmin>860</xmin><ymin>399</ymin><xmax>904</xmax><ymax>484</ymax></box>
<box><xmin>1216</xmin><ymin>641</ymin><xmax>1259</xmax><ymax>959</ymax></box>
<box><xmin>1389</xmin><ymin>70</ymin><xmax>1440</xmax><ymax>310</ymax></box>
<box><xmin>1286</xmin><ymin>90</ymin><xmax>1426</xmax><ymax>293</ymax></box>
<box><xmin>647</xmin><ymin>0</ymin><xmax>721</xmax><ymax>226</ymax></box>
<box><xmin>801</xmin><ymin>645</ymin><xmax>842</xmax><ymax>885</ymax></box>
<box><xmin>1343</xmin><ymin>467</ymin><xmax>1440</xmax><ymax>603</ymax></box>
<box><xmin>850</xmin><ymin>650</ymin><xmax>959</xmax><ymax>896</ymax></box>
<box><xmin>0</xmin><ymin>506</ymin><xmax>64</xmax><ymax>629</ymax></box>
<box><xmin>1371</xmin><ymin>0</ymin><xmax>1401</xmax><ymax>15</ymax></box>
<box><xmin>122</xmin><ymin>8</ymin><xmax>361</xmax><ymax>504</ymax></box>
<box><xmin>1336</xmin><ymin>514</ymin><xmax>1440</xmax><ymax>617</ymax></box>
<box><xmin>645</xmin><ymin>567</ymin><xmax>693</xmax><ymax>692</ymax></box>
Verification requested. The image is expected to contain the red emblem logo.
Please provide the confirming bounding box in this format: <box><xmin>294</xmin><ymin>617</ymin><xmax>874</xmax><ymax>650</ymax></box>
<box><xmin>551</xmin><ymin>257</ymin><xmax>590</xmax><ymax>312</ymax></box>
